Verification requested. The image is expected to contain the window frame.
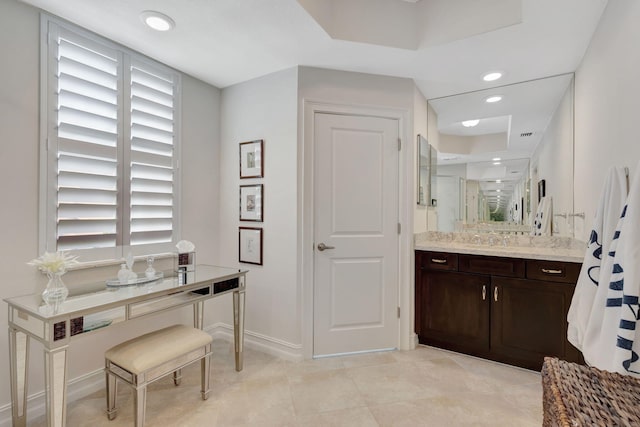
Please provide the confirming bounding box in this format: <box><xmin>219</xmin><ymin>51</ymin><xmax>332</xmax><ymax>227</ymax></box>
<box><xmin>39</xmin><ymin>14</ymin><xmax>182</xmax><ymax>264</ymax></box>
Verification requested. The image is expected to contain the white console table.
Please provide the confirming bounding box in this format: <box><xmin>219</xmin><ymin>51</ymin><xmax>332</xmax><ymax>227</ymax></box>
<box><xmin>4</xmin><ymin>264</ymin><xmax>247</xmax><ymax>427</ymax></box>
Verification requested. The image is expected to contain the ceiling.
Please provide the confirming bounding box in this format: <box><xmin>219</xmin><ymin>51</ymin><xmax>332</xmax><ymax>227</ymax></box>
<box><xmin>19</xmin><ymin>0</ymin><xmax>608</xmax><ymax>100</ymax></box>
<box><xmin>429</xmin><ymin>73</ymin><xmax>574</xmax><ymax>164</ymax></box>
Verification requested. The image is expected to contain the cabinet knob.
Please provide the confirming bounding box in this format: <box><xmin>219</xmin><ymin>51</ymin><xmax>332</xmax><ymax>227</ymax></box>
<box><xmin>482</xmin><ymin>285</ymin><xmax>486</xmax><ymax>301</ymax></box>
<box><xmin>494</xmin><ymin>286</ymin><xmax>499</xmax><ymax>302</ymax></box>
<box><xmin>541</xmin><ymin>268</ymin><xmax>563</xmax><ymax>275</ymax></box>
<box><xmin>431</xmin><ymin>258</ymin><xmax>447</xmax><ymax>264</ymax></box>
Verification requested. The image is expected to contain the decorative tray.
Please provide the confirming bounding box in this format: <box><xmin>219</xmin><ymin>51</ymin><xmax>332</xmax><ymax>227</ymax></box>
<box><xmin>106</xmin><ymin>271</ymin><xmax>164</xmax><ymax>288</ymax></box>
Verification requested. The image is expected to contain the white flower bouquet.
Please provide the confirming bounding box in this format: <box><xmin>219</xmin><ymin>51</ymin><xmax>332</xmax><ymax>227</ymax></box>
<box><xmin>28</xmin><ymin>251</ymin><xmax>79</xmax><ymax>275</ymax></box>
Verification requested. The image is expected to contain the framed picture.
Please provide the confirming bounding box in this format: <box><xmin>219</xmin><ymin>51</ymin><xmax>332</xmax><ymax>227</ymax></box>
<box><xmin>538</xmin><ymin>179</ymin><xmax>546</xmax><ymax>203</ymax></box>
<box><xmin>239</xmin><ymin>139</ymin><xmax>264</xmax><ymax>179</ymax></box>
<box><xmin>239</xmin><ymin>227</ymin><xmax>263</xmax><ymax>265</ymax></box>
<box><xmin>239</xmin><ymin>184</ymin><xmax>263</xmax><ymax>221</ymax></box>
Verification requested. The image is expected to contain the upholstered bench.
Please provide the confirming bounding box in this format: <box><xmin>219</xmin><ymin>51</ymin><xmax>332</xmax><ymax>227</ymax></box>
<box><xmin>105</xmin><ymin>324</ymin><xmax>212</xmax><ymax>426</ymax></box>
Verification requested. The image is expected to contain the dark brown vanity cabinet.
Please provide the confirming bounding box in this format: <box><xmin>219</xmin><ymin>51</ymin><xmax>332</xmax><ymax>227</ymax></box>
<box><xmin>415</xmin><ymin>250</ymin><xmax>583</xmax><ymax>370</ymax></box>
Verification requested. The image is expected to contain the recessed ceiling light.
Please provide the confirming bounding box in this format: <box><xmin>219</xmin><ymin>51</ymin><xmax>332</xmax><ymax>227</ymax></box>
<box><xmin>462</xmin><ymin>119</ymin><xmax>479</xmax><ymax>127</ymax></box>
<box><xmin>496</xmin><ymin>179</ymin><xmax>501</xmax><ymax>183</ymax></box>
<box><xmin>496</xmin><ymin>189</ymin><xmax>501</xmax><ymax>192</ymax></box>
<box><xmin>492</xmin><ymin>157</ymin><xmax>501</xmax><ymax>161</ymax></box>
<box><xmin>493</xmin><ymin>161</ymin><xmax>501</xmax><ymax>165</ymax></box>
<box><xmin>486</xmin><ymin>95</ymin><xmax>502</xmax><ymax>103</ymax></box>
<box><xmin>140</xmin><ymin>11</ymin><xmax>175</xmax><ymax>31</ymax></box>
<box><xmin>483</xmin><ymin>72</ymin><xmax>503</xmax><ymax>82</ymax></box>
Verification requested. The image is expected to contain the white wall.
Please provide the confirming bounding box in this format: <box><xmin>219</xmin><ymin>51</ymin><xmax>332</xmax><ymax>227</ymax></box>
<box><xmin>436</xmin><ymin>176</ymin><xmax>461</xmax><ymax>232</ymax></box>
<box><xmin>217</xmin><ymin>68</ymin><xmax>301</xmax><ymax>356</ymax></box>
<box><xmin>574</xmin><ymin>0</ymin><xmax>640</xmax><ymax>241</ymax></box>
<box><xmin>530</xmin><ymin>82</ymin><xmax>574</xmax><ymax>236</ymax></box>
<box><xmin>0</xmin><ymin>0</ymin><xmax>222</xmax><ymax>417</ymax></box>
<box><xmin>414</xmin><ymin>87</ymin><xmax>429</xmax><ymax>233</ymax></box>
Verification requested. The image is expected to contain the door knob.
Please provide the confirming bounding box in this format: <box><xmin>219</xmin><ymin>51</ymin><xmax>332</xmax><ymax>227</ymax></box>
<box><xmin>317</xmin><ymin>243</ymin><xmax>335</xmax><ymax>251</ymax></box>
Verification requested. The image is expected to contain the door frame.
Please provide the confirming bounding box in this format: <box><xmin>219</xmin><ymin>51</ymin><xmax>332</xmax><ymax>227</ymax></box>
<box><xmin>300</xmin><ymin>100</ymin><xmax>415</xmax><ymax>359</ymax></box>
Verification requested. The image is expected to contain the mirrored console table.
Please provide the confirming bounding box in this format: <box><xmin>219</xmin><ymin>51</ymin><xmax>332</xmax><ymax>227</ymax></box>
<box><xmin>4</xmin><ymin>264</ymin><xmax>247</xmax><ymax>427</ymax></box>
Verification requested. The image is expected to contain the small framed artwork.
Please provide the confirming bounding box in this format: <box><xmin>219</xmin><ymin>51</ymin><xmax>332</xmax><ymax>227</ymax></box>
<box><xmin>239</xmin><ymin>227</ymin><xmax>263</xmax><ymax>265</ymax></box>
<box><xmin>239</xmin><ymin>139</ymin><xmax>264</xmax><ymax>179</ymax></box>
<box><xmin>538</xmin><ymin>179</ymin><xmax>546</xmax><ymax>203</ymax></box>
<box><xmin>239</xmin><ymin>184</ymin><xmax>263</xmax><ymax>221</ymax></box>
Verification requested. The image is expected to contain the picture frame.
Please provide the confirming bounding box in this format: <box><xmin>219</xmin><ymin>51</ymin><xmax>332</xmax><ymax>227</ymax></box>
<box><xmin>239</xmin><ymin>139</ymin><xmax>264</xmax><ymax>179</ymax></box>
<box><xmin>538</xmin><ymin>179</ymin><xmax>546</xmax><ymax>203</ymax></box>
<box><xmin>239</xmin><ymin>227</ymin><xmax>263</xmax><ymax>265</ymax></box>
<box><xmin>239</xmin><ymin>184</ymin><xmax>263</xmax><ymax>221</ymax></box>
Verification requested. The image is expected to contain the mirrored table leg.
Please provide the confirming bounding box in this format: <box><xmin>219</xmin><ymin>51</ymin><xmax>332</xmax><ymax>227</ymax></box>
<box><xmin>9</xmin><ymin>327</ymin><xmax>29</xmax><ymax>427</ymax></box>
<box><xmin>44</xmin><ymin>345</ymin><xmax>69</xmax><ymax>427</ymax></box>
<box><xmin>233</xmin><ymin>290</ymin><xmax>245</xmax><ymax>371</ymax></box>
<box><xmin>193</xmin><ymin>301</ymin><xmax>204</xmax><ymax>330</ymax></box>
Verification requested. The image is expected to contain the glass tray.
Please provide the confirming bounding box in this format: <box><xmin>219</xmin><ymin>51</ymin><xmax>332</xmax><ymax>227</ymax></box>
<box><xmin>106</xmin><ymin>271</ymin><xmax>164</xmax><ymax>288</ymax></box>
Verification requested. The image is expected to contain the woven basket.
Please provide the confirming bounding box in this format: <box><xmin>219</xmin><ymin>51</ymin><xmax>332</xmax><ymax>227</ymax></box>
<box><xmin>542</xmin><ymin>357</ymin><xmax>640</xmax><ymax>427</ymax></box>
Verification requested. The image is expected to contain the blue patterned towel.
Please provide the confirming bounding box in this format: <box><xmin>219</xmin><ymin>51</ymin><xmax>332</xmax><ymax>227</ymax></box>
<box><xmin>582</xmin><ymin>165</ymin><xmax>640</xmax><ymax>376</ymax></box>
<box><xmin>532</xmin><ymin>196</ymin><xmax>552</xmax><ymax>236</ymax></box>
<box><xmin>568</xmin><ymin>167</ymin><xmax>628</xmax><ymax>352</ymax></box>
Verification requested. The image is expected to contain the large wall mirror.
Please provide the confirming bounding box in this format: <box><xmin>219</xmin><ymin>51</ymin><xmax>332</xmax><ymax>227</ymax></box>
<box><xmin>427</xmin><ymin>73</ymin><xmax>575</xmax><ymax>236</ymax></box>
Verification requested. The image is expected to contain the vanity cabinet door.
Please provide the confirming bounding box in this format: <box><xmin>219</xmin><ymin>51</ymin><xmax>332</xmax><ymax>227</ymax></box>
<box><xmin>490</xmin><ymin>277</ymin><xmax>577</xmax><ymax>370</ymax></box>
<box><xmin>417</xmin><ymin>270</ymin><xmax>490</xmax><ymax>355</ymax></box>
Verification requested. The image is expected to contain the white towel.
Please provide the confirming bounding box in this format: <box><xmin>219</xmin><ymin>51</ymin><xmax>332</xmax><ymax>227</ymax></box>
<box><xmin>567</xmin><ymin>167</ymin><xmax>628</xmax><ymax>351</ymax></box>
<box><xmin>531</xmin><ymin>196</ymin><xmax>552</xmax><ymax>236</ymax></box>
<box><xmin>582</xmin><ymin>164</ymin><xmax>639</xmax><ymax>375</ymax></box>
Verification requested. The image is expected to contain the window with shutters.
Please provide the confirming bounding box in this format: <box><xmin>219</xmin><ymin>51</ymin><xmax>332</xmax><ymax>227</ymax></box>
<box><xmin>40</xmin><ymin>16</ymin><xmax>181</xmax><ymax>262</ymax></box>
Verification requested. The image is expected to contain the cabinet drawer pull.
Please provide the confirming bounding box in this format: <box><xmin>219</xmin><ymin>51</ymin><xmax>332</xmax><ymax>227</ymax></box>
<box><xmin>482</xmin><ymin>285</ymin><xmax>486</xmax><ymax>301</ymax></box>
<box><xmin>431</xmin><ymin>258</ymin><xmax>447</xmax><ymax>264</ymax></box>
<box><xmin>541</xmin><ymin>268</ymin><xmax>563</xmax><ymax>275</ymax></box>
<box><xmin>494</xmin><ymin>286</ymin><xmax>498</xmax><ymax>302</ymax></box>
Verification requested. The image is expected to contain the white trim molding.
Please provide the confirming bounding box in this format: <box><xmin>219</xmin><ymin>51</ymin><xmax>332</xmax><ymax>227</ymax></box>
<box><xmin>206</xmin><ymin>323</ymin><xmax>304</xmax><ymax>362</ymax></box>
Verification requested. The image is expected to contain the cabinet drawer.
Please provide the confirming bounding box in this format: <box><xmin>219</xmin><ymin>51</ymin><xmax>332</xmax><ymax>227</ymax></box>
<box><xmin>416</xmin><ymin>251</ymin><xmax>458</xmax><ymax>271</ymax></box>
<box><xmin>459</xmin><ymin>254</ymin><xmax>525</xmax><ymax>278</ymax></box>
<box><xmin>526</xmin><ymin>260</ymin><xmax>581</xmax><ymax>284</ymax></box>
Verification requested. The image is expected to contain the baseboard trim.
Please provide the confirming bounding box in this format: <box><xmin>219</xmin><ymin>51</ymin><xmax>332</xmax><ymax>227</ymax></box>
<box><xmin>205</xmin><ymin>322</ymin><xmax>304</xmax><ymax>362</ymax></box>
<box><xmin>0</xmin><ymin>325</ymin><xmax>303</xmax><ymax>426</ymax></box>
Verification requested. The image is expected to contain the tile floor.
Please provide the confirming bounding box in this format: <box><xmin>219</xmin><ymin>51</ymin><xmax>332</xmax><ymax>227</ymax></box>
<box><xmin>31</xmin><ymin>342</ymin><xmax>543</xmax><ymax>426</ymax></box>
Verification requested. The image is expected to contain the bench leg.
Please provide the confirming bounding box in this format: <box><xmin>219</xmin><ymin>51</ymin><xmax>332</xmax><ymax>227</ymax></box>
<box><xmin>133</xmin><ymin>385</ymin><xmax>147</xmax><ymax>427</ymax></box>
<box><xmin>105</xmin><ymin>370</ymin><xmax>118</xmax><ymax>420</ymax></box>
<box><xmin>201</xmin><ymin>350</ymin><xmax>211</xmax><ymax>400</ymax></box>
<box><xmin>173</xmin><ymin>369</ymin><xmax>182</xmax><ymax>386</ymax></box>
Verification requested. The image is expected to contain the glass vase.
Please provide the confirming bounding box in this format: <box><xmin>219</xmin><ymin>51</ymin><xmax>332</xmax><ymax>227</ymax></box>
<box><xmin>42</xmin><ymin>272</ymin><xmax>69</xmax><ymax>313</ymax></box>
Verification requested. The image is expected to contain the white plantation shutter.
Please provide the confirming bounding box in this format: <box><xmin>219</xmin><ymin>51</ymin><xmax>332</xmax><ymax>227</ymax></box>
<box><xmin>128</xmin><ymin>60</ymin><xmax>178</xmax><ymax>247</ymax></box>
<box><xmin>43</xmin><ymin>18</ymin><xmax>180</xmax><ymax>261</ymax></box>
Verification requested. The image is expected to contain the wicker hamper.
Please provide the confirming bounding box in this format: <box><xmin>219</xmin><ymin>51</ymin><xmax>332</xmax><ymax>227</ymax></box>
<box><xmin>541</xmin><ymin>357</ymin><xmax>640</xmax><ymax>427</ymax></box>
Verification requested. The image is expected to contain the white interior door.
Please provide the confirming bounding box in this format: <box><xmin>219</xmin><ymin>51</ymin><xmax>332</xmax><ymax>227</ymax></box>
<box><xmin>313</xmin><ymin>112</ymin><xmax>399</xmax><ymax>357</ymax></box>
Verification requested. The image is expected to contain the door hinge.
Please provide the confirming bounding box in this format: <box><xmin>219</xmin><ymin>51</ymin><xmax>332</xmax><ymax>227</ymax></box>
<box><xmin>397</xmin><ymin>307</ymin><xmax>401</xmax><ymax>318</ymax></box>
<box><xmin>397</xmin><ymin>223</ymin><xmax>401</xmax><ymax>234</ymax></box>
<box><xmin>397</xmin><ymin>138</ymin><xmax>401</xmax><ymax>151</ymax></box>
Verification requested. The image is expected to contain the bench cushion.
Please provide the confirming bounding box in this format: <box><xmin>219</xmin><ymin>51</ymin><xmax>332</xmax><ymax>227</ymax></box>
<box><xmin>106</xmin><ymin>324</ymin><xmax>212</xmax><ymax>375</ymax></box>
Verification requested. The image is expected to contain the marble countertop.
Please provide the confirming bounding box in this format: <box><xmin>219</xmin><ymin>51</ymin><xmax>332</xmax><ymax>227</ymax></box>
<box><xmin>414</xmin><ymin>233</ymin><xmax>585</xmax><ymax>263</ymax></box>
